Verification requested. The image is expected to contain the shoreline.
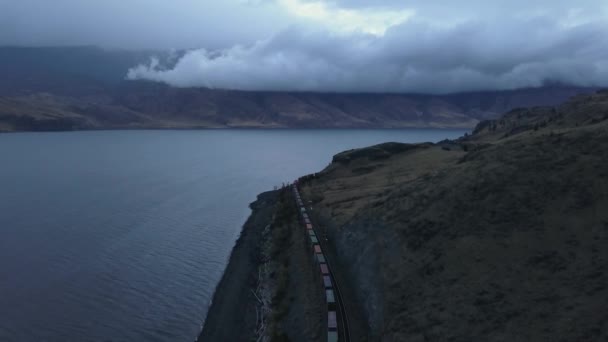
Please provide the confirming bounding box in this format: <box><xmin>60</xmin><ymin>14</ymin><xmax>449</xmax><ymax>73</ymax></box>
<box><xmin>198</xmin><ymin>186</ymin><xmax>328</xmax><ymax>341</ymax></box>
<box><xmin>0</xmin><ymin>127</ymin><xmax>473</xmax><ymax>134</ymax></box>
<box><xmin>197</xmin><ymin>190</ymin><xmax>279</xmax><ymax>341</ymax></box>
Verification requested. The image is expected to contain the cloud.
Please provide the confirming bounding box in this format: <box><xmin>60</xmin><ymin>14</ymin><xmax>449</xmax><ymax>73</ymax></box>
<box><xmin>277</xmin><ymin>0</ymin><xmax>414</xmax><ymax>35</ymax></box>
<box><xmin>0</xmin><ymin>0</ymin><xmax>289</xmax><ymax>49</ymax></box>
<box><xmin>322</xmin><ymin>0</ymin><xmax>606</xmax><ymax>17</ymax></box>
<box><xmin>3</xmin><ymin>0</ymin><xmax>608</xmax><ymax>93</ymax></box>
<box><xmin>127</xmin><ymin>15</ymin><xmax>608</xmax><ymax>93</ymax></box>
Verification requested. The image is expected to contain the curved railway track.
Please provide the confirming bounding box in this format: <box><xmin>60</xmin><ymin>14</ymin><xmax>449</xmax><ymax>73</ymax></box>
<box><xmin>293</xmin><ymin>184</ymin><xmax>351</xmax><ymax>342</ymax></box>
<box><xmin>324</xmin><ymin>250</ymin><xmax>351</xmax><ymax>342</ymax></box>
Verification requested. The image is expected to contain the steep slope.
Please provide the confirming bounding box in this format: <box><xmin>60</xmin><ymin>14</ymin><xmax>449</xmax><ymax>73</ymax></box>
<box><xmin>298</xmin><ymin>91</ymin><xmax>608</xmax><ymax>341</ymax></box>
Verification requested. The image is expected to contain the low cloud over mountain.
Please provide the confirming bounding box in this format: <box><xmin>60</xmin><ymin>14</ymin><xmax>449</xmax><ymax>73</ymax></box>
<box><xmin>128</xmin><ymin>17</ymin><xmax>608</xmax><ymax>93</ymax></box>
<box><xmin>3</xmin><ymin>1</ymin><xmax>608</xmax><ymax>93</ymax></box>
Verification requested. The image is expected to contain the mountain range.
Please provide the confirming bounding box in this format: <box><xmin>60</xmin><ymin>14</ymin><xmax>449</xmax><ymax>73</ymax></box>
<box><xmin>0</xmin><ymin>46</ymin><xmax>598</xmax><ymax>132</ymax></box>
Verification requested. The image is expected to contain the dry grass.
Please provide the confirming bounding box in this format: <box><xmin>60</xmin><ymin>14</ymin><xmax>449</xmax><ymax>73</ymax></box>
<box><xmin>304</xmin><ymin>145</ymin><xmax>465</xmax><ymax>227</ymax></box>
<box><xmin>298</xmin><ymin>91</ymin><xmax>608</xmax><ymax>341</ymax></box>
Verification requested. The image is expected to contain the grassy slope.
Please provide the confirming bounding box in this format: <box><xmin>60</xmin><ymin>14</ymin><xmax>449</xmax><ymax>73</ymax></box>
<box><xmin>300</xmin><ymin>91</ymin><xmax>608</xmax><ymax>341</ymax></box>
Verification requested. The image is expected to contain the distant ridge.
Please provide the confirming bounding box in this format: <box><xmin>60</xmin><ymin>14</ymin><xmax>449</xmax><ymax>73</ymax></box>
<box><xmin>0</xmin><ymin>47</ymin><xmax>598</xmax><ymax>132</ymax></box>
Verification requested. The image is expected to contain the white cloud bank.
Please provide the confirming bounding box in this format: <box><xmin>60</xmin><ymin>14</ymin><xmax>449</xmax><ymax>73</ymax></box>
<box><xmin>276</xmin><ymin>0</ymin><xmax>414</xmax><ymax>35</ymax></box>
<box><xmin>9</xmin><ymin>0</ymin><xmax>601</xmax><ymax>93</ymax></box>
<box><xmin>127</xmin><ymin>13</ymin><xmax>608</xmax><ymax>93</ymax></box>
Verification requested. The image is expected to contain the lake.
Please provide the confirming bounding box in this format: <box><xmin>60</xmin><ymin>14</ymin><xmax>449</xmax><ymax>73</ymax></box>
<box><xmin>0</xmin><ymin>129</ymin><xmax>466</xmax><ymax>341</ymax></box>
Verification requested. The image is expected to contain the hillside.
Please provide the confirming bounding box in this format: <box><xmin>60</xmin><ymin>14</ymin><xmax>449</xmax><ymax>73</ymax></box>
<box><xmin>297</xmin><ymin>90</ymin><xmax>608</xmax><ymax>340</ymax></box>
<box><xmin>0</xmin><ymin>47</ymin><xmax>597</xmax><ymax>132</ymax></box>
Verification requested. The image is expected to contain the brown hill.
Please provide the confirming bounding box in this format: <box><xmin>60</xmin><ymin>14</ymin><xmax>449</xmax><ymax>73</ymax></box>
<box><xmin>297</xmin><ymin>90</ymin><xmax>608</xmax><ymax>341</ymax></box>
<box><xmin>0</xmin><ymin>83</ymin><xmax>595</xmax><ymax>132</ymax></box>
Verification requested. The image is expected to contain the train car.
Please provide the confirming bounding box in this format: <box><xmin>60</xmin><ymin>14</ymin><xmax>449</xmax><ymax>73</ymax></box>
<box><xmin>307</xmin><ymin>230</ymin><xmax>315</xmax><ymax>242</ymax></box>
<box><xmin>316</xmin><ymin>253</ymin><xmax>326</xmax><ymax>263</ymax></box>
<box><xmin>310</xmin><ymin>236</ymin><xmax>319</xmax><ymax>244</ymax></box>
<box><xmin>328</xmin><ymin>311</ymin><xmax>337</xmax><ymax>331</ymax></box>
<box><xmin>313</xmin><ymin>245</ymin><xmax>322</xmax><ymax>254</ymax></box>
<box><xmin>306</xmin><ymin>223</ymin><xmax>313</xmax><ymax>229</ymax></box>
<box><xmin>323</xmin><ymin>275</ymin><xmax>332</xmax><ymax>289</ymax></box>
<box><xmin>320</xmin><ymin>263</ymin><xmax>329</xmax><ymax>275</ymax></box>
<box><xmin>326</xmin><ymin>289</ymin><xmax>336</xmax><ymax>306</ymax></box>
<box><xmin>328</xmin><ymin>331</ymin><xmax>338</xmax><ymax>342</ymax></box>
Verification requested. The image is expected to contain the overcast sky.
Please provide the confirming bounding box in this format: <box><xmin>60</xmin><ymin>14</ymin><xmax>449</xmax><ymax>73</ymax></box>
<box><xmin>2</xmin><ymin>0</ymin><xmax>608</xmax><ymax>93</ymax></box>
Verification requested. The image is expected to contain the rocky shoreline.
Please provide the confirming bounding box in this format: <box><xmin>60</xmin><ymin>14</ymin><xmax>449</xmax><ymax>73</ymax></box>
<box><xmin>198</xmin><ymin>191</ymin><xmax>278</xmax><ymax>341</ymax></box>
<box><xmin>199</xmin><ymin>186</ymin><xmax>327</xmax><ymax>342</ymax></box>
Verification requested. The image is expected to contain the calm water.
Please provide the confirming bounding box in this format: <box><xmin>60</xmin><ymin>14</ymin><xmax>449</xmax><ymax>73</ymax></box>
<box><xmin>0</xmin><ymin>129</ymin><xmax>466</xmax><ymax>341</ymax></box>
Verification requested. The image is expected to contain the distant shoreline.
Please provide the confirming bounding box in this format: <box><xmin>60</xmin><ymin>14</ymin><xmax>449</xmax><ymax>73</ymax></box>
<box><xmin>0</xmin><ymin>126</ymin><xmax>474</xmax><ymax>134</ymax></box>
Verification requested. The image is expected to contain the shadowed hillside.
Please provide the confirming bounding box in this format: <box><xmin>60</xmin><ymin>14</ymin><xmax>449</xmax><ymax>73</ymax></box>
<box><xmin>298</xmin><ymin>90</ymin><xmax>608</xmax><ymax>341</ymax></box>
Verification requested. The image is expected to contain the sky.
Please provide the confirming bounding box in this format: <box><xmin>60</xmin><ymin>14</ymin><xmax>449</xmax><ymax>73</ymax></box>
<box><xmin>2</xmin><ymin>0</ymin><xmax>608</xmax><ymax>93</ymax></box>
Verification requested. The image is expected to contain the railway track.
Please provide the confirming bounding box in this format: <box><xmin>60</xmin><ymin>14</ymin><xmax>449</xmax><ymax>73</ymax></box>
<box><xmin>293</xmin><ymin>183</ymin><xmax>351</xmax><ymax>342</ymax></box>
<box><xmin>324</xmin><ymin>248</ymin><xmax>351</xmax><ymax>342</ymax></box>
